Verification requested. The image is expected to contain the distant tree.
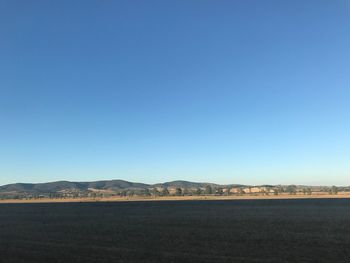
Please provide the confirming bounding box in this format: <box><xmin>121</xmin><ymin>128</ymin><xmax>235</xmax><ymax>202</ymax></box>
<box><xmin>320</xmin><ymin>187</ymin><xmax>327</xmax><ymax>192</ymax></box>
<box><xmin>237</xmin><ymin>188</ymin><xmax>245</xmax><ymax>196</ymax></box>
<box><xmin>217</xmin><ymin>187</ymin><xmax>224</xmax><ymax>196</ymax></box>
<box><xmin>273</xmin><ymin>189</ymin><xmax>279</xmax><ymax>195</ymax></box>
<box><xmin>195</xmin><ymin>188</ymin><xmax>202</xmax><ymax>195</ymax></box>
<box><xmin>226</xmin><ymin>187</ymin><xmax>231</xmax><ymax>196</ymax></box>
<box><xmin>330</xmin><ymin>186</ymin><xmax>338</xmax><ymax>195</ymax></box>
<box><xmin>152</xmin><ymin>188</ymin><xmax>160</xmax><ymax>197</ymax></box>
<box><xmin>263</xmin><ymin>188</ymin><xmax>270</xmax><ymax>196</ymax></box>
<box><xmin>161</xmin><ymin>188</ymin><xmax>169</xmax><ymax>196</ymax></box>
<box><xmin>307</xmin><ymin>188</ymin><xmax>312</xmax><ymax>195</ymax></box>
<box><xmin>205</xmin><ymin>185</ymin><xmax>213</xmax><ymax>195</ymax></box>
<box><xmin>286</xmin><ymin>185</ymin><xmax>297</xmax><ymax>195</ymax></box>
<box><xmin>143</xmin><ymin>188</ymin><xmax>151</xmax><ymax>196</ymax></box>
<box><xmin>182</xmin><ymin>188</ymin><xmax>191</xmax><ymax>196</ymax></box>
<box><xmin>277</xmin><ymin>186</ymin><xmax>284</xmax><ymax>193</ymax></box>
<box><xmin>175</xmin><ymin>188</ymin><xmax>183</xmax><ymax>196</ymax></box>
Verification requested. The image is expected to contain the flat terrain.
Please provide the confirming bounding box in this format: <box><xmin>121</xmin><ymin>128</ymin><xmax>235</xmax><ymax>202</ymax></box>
<box><xmin>1</xmin><ymin>199</ymin><xmax>350</xmax><ymax>263</ymax></box>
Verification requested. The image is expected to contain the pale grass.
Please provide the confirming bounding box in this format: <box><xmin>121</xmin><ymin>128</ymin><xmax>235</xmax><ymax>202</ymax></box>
<box><xmin>1</xmin><ymin>192</ymin><xmax>350</xmax><ymax>204</ymax></box>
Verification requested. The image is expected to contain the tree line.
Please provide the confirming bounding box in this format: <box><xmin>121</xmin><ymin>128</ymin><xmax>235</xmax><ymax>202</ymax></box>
<box><xmin>0</xmin><ymin>185</ymin><xmax>342</xmax><ymax>200</ymax></box>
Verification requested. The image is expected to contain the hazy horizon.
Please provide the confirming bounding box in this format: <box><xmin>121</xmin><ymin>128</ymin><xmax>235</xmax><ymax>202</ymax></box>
<box><xmin>1</xmin><ymin>1</ymin><xmax>350</xmax><ymax>186</ymax></box>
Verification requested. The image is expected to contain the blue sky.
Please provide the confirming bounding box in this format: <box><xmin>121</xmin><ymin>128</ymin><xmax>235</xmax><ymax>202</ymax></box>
<box><xmin>1</xmin><ymin>0</ymin><xmax>350</xmax><ymax>186</ymax></box>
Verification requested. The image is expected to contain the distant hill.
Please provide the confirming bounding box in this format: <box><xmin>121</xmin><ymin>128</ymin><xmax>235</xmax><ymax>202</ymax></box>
<box><xmin>0</xmin><ymin>179</ymin><xmax>348</xmax><ymax>199</ymax></box>
<box><xmin>84</xmin><ymin>180</ymin><xmax>150</xmax><ymax>190</ymax></box>
<box><xmin>153</xmin><ymin>180</ymin><xmax>215</xmax><ymax>188</ymax></box>
<box><xmin>0</xmin><ymin>179</ymin><xmax>223</xmax><ymax>193</ymax></box>
<box><xmin>0</xmin><ymin>180</ymin><xmax>150</xmax><ymax>194</ymax></box>
<box><xmin>0</xmin><ymin>179</ymin><xmax>226</xmax><ymax>198</ymax></box>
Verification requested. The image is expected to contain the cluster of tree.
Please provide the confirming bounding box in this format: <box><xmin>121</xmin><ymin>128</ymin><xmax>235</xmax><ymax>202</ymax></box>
<box><xmin>113</xmin><ymin>185</ymin><xmax>233</xmax><ymax>197</ymax></box>
<box><xmin>302</xmin><ymin>188</ymin><xmax>312</xmax><ymax>195</ymax></box>
<box><xmin>329</xmin><ymin>186</ymin><xmax>338</xmax><ymax>195</ymax></box>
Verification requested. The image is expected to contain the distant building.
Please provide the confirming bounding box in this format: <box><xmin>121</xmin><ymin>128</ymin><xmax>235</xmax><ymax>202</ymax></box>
<box><xmin>243</xmin><ymin>187</ymin><xmax>252</xmax><ymax>193</ymax></box>
<box><xmin>167</xmin><ymin>187</ymin><xmax>178</xmax><ymax>195</ymax></box>
<box><xmin>230</xmin><ymin>188</ymin><xmax>239</xmax><ymax>194</ymax></box>
<box><xmin>250</xmin><ymin>187</ymin><xmax>261</xmax><ymax>193</ymax></box>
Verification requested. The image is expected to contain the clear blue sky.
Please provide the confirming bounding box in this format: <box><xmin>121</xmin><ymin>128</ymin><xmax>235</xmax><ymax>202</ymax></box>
<box><xmin>1</xmin><ymin>0</ymin><xmax>350</xmax><ymax>186</ymax></box>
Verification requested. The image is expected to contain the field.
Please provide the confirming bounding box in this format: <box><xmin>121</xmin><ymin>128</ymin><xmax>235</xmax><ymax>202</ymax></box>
<box><xmin>1</xmin><ymin>192</ymin><xmax>350</xmax><ymax>204</ymax></box>
<box><xmin>1</xmin><ymin>199</ymin><xmax>350</xmax><ymax>263</ymax></box>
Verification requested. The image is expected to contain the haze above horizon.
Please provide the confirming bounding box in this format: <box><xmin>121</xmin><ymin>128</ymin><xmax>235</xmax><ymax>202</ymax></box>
<box><xmin>1</xmin><ymin>0</ymin><xmax>350</xmax><ymax>186</ymax></box>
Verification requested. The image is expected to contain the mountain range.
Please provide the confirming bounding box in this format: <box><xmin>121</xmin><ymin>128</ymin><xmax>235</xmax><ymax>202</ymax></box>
<box><xmin>0</xmin><ymin>179</ymin><xmax>347</xmax><ymax>199</ymax></box>
<box><xmin>0</xmin><ymin>180</ymin><xmax>235</xmax><ymax>198</ymax></box>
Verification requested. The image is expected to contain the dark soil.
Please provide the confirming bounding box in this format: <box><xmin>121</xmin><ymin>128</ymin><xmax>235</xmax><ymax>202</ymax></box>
<box><xmin>1</xmin><ymin>199</ymin><xmax>350</xmax><ymax>262</ymax></box>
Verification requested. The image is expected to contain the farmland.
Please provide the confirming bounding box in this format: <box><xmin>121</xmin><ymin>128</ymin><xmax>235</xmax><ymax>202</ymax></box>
<box><xmin>1</xmin><ymin>199</ymin><xmax>350</xmax><ymax>262</ymax></box>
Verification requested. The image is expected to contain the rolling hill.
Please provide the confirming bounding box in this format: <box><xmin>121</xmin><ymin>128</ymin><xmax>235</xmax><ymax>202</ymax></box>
<box><xmin>1</xmin><ymin>179</ymin><xmax>348</xmax><ymax>199</ymax></box>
